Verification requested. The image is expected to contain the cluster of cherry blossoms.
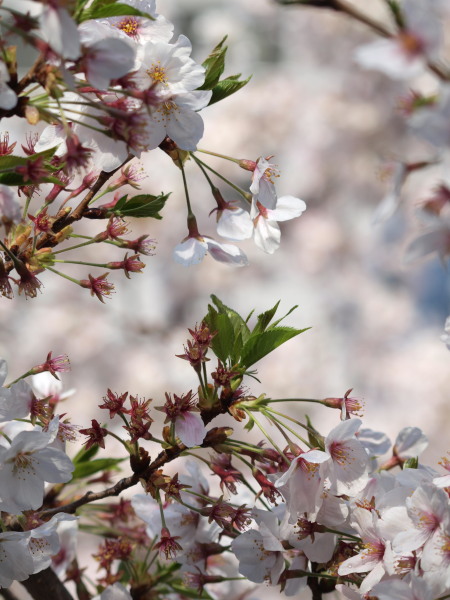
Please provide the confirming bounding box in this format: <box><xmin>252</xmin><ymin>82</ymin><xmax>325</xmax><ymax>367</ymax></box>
<box><xmin>0</xmin><ymin>0</ymin><xmax>307</xmax><ymax>302</ymax></box>
<box><xmin>0</xmin><ymin>298</ymin><xmax>448</xmax><ymax>600</ymax></box>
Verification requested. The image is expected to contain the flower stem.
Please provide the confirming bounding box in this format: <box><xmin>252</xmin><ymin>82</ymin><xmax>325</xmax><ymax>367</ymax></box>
<box><xmin>196</xmin><ymin>148</ymin><xmax>241</xmax><ymax>164</ymax></box>
<box><xmin>243</xmin><ymin>408</ymin><xmax>290</xmax><ymax>465</ymax></box>
<box><xmin>52</xmin><ymin>239</ymin><xmax>98</xmax><ymax>255</ymax></box>
<box><xmin>45</xmin><ymin>266</ymin><xmax>81</xmax><ymax>286</ymax></box>
<box><xmin>191</xmin><ymin>154</ymin><xmax>252</xmax><ymax>202</ymax></box>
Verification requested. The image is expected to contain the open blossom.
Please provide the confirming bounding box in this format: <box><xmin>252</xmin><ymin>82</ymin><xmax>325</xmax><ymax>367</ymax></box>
<box><xmin>0</xmin><ymin>428</ymin><xmax>74</xmax><ymax>514</ymax></box>
<box><xmin>0</xmin><ymin>530</ymin><xmax>34</xmax><ymax>588</ymax></box>
<box><xmin>248</xmin><ymin>156</ymin><xmax>280</xmax><ymax>209</ymax></box>
<box><xmin>98</xmin><ymin>0</ymin><xmax>173</xmax><ymax>48</ymax></box>
<box><xmin>250</xmin><ymin>196</ymin><xmax>307</xmax><ymax>254</ymax></box>
<box><xmin>354</xmin><ymin>0</ymin><xmax>442</xmax><ymax>80</ymax></box>
<box><xmin>232</xmin><ymin>510</ymin><xmax>285</xmax><ymax>585</ymax></box>
<box><xmin>338</xmin><ymin>507</ymin><xmax>391</xmax><ymax>593</ymax></box>
<box><xmin>274</xmin><ymin>449</ymin><xmax>330</xmax><ymax>520</ymax></box>
<box><xmin>78</xmin><ymin>21</ymin><xmax>137</xmax><ymax>90</ymax></box>
<box><xmin>174</xmin><ymin>234</ymin><xmax>248</xmax><ymax>267</ymax></box>
<box><xmin>324</xmin><ymin>418</ymin><xmax>370</xmax><ymax>495</ymax></box>
<box><xmin>392</xmin><ymin>484</ymin><xmax>450</xmax><ymax>554</ymax></box>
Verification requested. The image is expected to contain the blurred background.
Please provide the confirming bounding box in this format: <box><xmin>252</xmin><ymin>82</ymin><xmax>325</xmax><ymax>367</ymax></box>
<box><xmin>1</xmin><ymin>0</ymin><xmax>449</xmax><ymax>595</ymax></box>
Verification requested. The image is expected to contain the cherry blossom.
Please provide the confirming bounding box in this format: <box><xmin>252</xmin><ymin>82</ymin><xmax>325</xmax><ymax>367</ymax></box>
<box><xmin>338</xmin><ymin>507</ymin><xmax>391</xmax><ymax>593</ymax></box>
<box><xmin>0</xmin><ymin>427</ymin><xmax>74</xmax><ymax>514</ymax></box>
<box><xmin>324</xmin><ymin>418</ymin><xmax>370</xmax><ymax>495</ymax></box>
<box><xmin>231</xmin><ymin>510</ymin><xmax>285</xmax><ymax>585</ymax></box>
<box><xmin>274</xmin><ymin>449</ymin><xmax>330</xmax><ymax>520</ymax></box>
<box><xmin>248</xmin><ymin>156</ymin><xmax>280</xmax><ymax>209</ymax></box>
<box><xmin>98</xmin><ymin>0</ymin><xmax>173</xmax><ymax>48</ymax></box>
<box><xmin>78</xmin><ymin>21</ymin><xmax>137</xmax><ymax>90</ymax></box>
<box><xmin>27</xmin><ymin>513</ymin><xmax>78</xmax><ymax>574</ymax></box>
<box><xmin>392</xmin><ymin>483</ymin><xmax>450</xmax><ymax>554</ymax></box>
<box><xmin>250</xmin><ymin>196</ymin><xmax>307</xmax><ymax>254</ymax></box>
<box><xmin>173</xmin><ymin>235</ymin><xmax>248</xmax><ymax>267</ymax></box>
<box><xmin>0</xmin><ymin>530</ymin><xmax>34</xmax><ymax>588</ymax></box>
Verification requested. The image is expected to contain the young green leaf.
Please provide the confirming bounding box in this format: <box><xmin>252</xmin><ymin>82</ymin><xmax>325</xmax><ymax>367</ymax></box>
<box><xmin>79</xmin><ymin>0</ymin><xmax>155</xmax><ymax>22</ymax></box>
<box><xmin>252</xmin><ymin>301</ymin><xmax>281</xmax><ymax>335</ymax></box>
<box><xmin>108</xmin><ymin>193</ymin><xmax>169</xmax><ymax>219</ymax></box>
<box><xmin>199</xmin><ymin>36</ymin><xmax>228</xmax><ymax>90</ymax></box>
<box><xmin>208</xmin><ymin>74</ymin><xmax>252</xmax><ymax>106</ymax></box>
<box><xmin>240</xmin><ymin>326</ymin><xmax>310</xmax><ymax>369</ymax></box>
<box><xmin>71</xmin><ymin>457</ymin><xmax>125</xmax><ymax>480</ymax></box>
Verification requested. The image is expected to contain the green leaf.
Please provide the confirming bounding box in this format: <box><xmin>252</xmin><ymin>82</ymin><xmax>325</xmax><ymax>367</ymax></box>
<box><xmin>199</xmin><ymin>36</ymin><xmax>228</xmax><ymax>90</ymax></box>
<box><xmin>252</xmin><ymin>301</ymin><xmax>281</xmax><ymax>335</ymax></box>
<box><xmin>72</xmin><ymin>444</ymin><xmax>100</xmax><ymax>465</ymax></box>
<box><xmin>210</xmin><ymin>295</ymin><xmax>251</xmax><ymax>343</ymax></box>
<box><xmin>206</xmin><ymin>311</ymin><xmax>235</xmax><ymax>364</ymax></box>
<box><xmin>0</xmin><ymin>146</ymin><xmax>58</xmax><ymax>171</ymax></box>
<box><xmin>79</xmin><ymin>0</ymin><xmax>155</xmax><ymax>22</ymax></box>
<box><xmin>72</xmin><ymin>457</ymin><xmax>125</xmax><ymax>480</ymax></box>
<box><xmin>0</xmin><ymin>173</ymin><xmax>65</xmax><ymax>186</ymax></box>
<box><xmin>208</xmin><ymin>74</ymin><xmax>252</xmax><ymax>106</ymax></box>
<box><xmin>109</xmin><ymin>193</ymin><xmax>169</xmax><ymax>219</ymax></box>
<box><xmin>270</xmin><ymin>304</ymin><xmax>299</xmax><ymax>328</ymax></box>
<box><xmin>240</xmin><ymin>326</ymin><xmax>310</xmax><ymax>369</ymax></box>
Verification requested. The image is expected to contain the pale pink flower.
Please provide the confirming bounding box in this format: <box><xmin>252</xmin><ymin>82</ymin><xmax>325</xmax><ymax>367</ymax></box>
<box><xmin>78</xmin><ymin>21</ymin><xmax>136</xmax><ymax>90</ymax></box>
<box><xmin>338</xmin><ymin>507</ymin><xmax>390</xmax><ymax>593</ymax></box>
<box><xmin>421</xmin><ymin>521</ymin><xmax>450</xmax><ymax>585</ymax></box>
<box><xmin>0</xmin><ymin>530</ymin><xmax>34</xmax><ymax>588</ymax></box>
<box><xmin>372</xmin><ymin>575</ymin><xmax>439</xmax><ymax>600</ymax></box>
<box><xmin>249</xmin><ymin>157</ymin><xmax>280</xmax><ymax>209</ymax></box>
<box><xmin>250</xmin><ymin>196</ymin><xmax>307</xmax><ymax>254</ymax></box>
<box><xmin>393</xmin><ymin>484</ymin><xmax>450</xmax><ymax>554</ymax></box>
<box><xmin>27</xmin><ymin>513</ymin><xmax>78</xmax><ymax>574</ymax></box>
<box><xmin>173</xmin><ymin>235</ymin><xmax>248</xmax><ymax>267</ymax></box>
<box><xmin>216</xmin><ymin>204</ymin><xmax>253</xmax><ymax>241</ymax></box>
<box><xmin>231</xmin><ymin>510</ymin><xmax>285</xmax><ymax>585</ymax></box>
<box><xmin>394</xmin><ymin>427</ymin><xmax>429</xmax><ymax>461</ymax></box>
<box><xmin>99</xmin><ymin>0</ymin><xmax>173</xmax><ymax>47</ymax></box>
<box><xmin>0</xmin><ymin>428</ymin><xmax>74</xmax><ymax>514</ymax></box>
<box><xmin>324</xmin><ymin>418</ymin><xmax>370</xmax><ymax>495</ymax></box>
<box><xmin>274</xmin><ymin>449</ymin><xmax>330</xmax><ymax>520</ymax></box>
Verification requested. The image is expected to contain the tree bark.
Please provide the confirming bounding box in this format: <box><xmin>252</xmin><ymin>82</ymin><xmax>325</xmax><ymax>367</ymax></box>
<box><xmin>20</xmin><ymin>568</ymin><xmax>74</xmax><ymax>600</ymax></box>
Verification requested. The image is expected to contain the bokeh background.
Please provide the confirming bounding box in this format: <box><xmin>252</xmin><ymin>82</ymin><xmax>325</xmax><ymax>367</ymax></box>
<box><xmin>1</xmin><ymin>0</ymin><xmax>449</xmax><ymax>597</ymax></box>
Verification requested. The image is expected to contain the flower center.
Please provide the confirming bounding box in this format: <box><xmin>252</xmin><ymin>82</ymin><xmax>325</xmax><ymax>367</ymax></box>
<box><xmin>147</xmin><ymin>62</ymin><xmax>168</xmax><ymax>85</ymax></box>
<box><xmin>116</xmin><ymin>17</ymin><xmax>140</xmax><ymax>38</ymax></box>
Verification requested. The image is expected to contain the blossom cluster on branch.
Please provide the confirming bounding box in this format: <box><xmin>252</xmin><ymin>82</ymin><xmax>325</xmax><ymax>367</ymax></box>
<box><xmin>0</xmin><ymin>298</ymin><xmax>449</xmax><ymax>600</ymax></box>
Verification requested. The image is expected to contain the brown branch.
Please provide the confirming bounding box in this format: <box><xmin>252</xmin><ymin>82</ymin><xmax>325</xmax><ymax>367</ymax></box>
<box><xmin>38</xmin><ymin>441</ymin><xmax>190</xmax><ymax>519</ymax></box>
<box><xmin>36</xmin><ymin>154</ymin><xmax>133</xmax><ymax>250</ymax></box>
<box><xmin>20</xmin><ymin>568</ymin><xmax>75</xmax><ymax>600</ymax></box>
